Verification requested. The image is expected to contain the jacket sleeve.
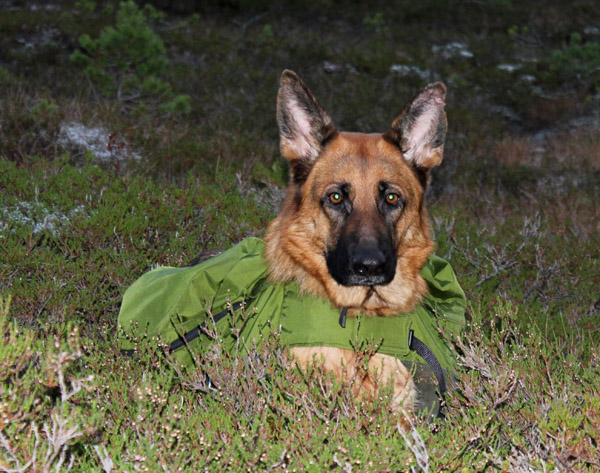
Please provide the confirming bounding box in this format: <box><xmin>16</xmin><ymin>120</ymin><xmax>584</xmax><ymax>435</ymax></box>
<box><xmin>117</xmin><ymin>238</ymin><xmax>269</xmax><ymax>350</ymax></box>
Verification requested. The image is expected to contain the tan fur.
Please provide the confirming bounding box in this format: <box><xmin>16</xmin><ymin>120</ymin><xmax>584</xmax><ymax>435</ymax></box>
<box><xmin>290</xmin><ymin>346</ymin><xmax>415</xmax><ymax>412</ymax></box>
<box><xmin>264</xmin><ymin>71</ymin><xmax>446</xmax><ymax>413</ymax></box>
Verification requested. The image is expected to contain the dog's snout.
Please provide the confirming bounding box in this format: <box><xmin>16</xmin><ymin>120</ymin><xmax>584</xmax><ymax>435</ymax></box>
<box><xmin>327</xmin><ymin>235</ymin><xmax>396</xmax><ymax>287</ymax></box>
<box><xmin>352</xmin><ymin>248</ymin><xmax>386</xmax><ymax>277</ymax></box>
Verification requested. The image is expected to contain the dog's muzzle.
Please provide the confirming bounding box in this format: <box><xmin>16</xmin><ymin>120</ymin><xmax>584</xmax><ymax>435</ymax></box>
<box><xmin>326</xmin><ymin>238</ymin><xmax>396</xmax><ymax>286</ymax></box>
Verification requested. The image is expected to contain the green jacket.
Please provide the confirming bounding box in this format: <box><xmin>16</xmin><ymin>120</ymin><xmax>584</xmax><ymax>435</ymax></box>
<box><xmin>119</xmin><ymin>238</ymin><xmax>465</xmax><ymax>386</ymax></box>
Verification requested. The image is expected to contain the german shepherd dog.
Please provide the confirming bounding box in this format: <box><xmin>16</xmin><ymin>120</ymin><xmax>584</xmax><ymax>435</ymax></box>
<box><xmin>264</xmin><ymin>70</ymin><xmax>447</xmax><ymax>412</ymax></box>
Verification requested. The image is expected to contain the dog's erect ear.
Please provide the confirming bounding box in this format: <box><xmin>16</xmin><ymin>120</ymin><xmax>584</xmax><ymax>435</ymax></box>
<box><xmin>277</xmin><ymin>70</ymin><xmax>338</xmax><ymax>183</ymax></box>
<box><xmin>384</xmin><ymin>82</ymin><xmax>447</xmax><ymax>172</ymax></box>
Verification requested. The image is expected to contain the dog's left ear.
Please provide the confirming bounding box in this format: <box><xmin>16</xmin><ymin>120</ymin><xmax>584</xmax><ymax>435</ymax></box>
<box><xmin>384</xmin><ymin>82</ymin><xmax>447</xmax><ymax>173</ymax></box>
<box><xmin>277</xmin><ymin>70</ymin><xmax>338</xmax><ymax>183</ymax></box>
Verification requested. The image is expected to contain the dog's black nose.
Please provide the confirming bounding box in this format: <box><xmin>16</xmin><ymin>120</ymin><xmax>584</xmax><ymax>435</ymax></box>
<box><xmin>351</xmin><ymin>248</ymin><xmax>386</xmax><ymax>277</ymax></box>
<box><xmin>326</xmin><ymin>235</ymin><xmax>396</xmax><ymax>286</ymax></box>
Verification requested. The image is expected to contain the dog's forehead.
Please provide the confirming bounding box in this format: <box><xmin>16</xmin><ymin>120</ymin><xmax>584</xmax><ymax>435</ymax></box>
<box><xmin>310</xmin><ymin>132</ymin><xmax>418</xmax><ymax>189</ymax></box>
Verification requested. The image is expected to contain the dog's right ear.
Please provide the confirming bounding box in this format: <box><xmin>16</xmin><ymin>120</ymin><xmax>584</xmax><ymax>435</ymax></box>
<box><xmin>277</xmin><ymin>70</ymin><xmax>338</xmax><ymax>184</ymax></box>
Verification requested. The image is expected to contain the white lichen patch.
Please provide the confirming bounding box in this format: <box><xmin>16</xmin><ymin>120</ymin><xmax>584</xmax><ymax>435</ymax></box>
<box><xmin>390</xmin><ymin>64</ymin><xmax>431</xmax><ymax>80</ymax></box>
<box><xmin>58</xmin><ymin>122</ymin><xmax>141</xmax><ymax>163</ymax></box>
<box><xmin>0</xmin><ymin>200</ymin><xmax>89</xmax><ymax>237</ymax></box>
<box><xmin>497</xmin><ymin>64</ymin><xmax>522</xmax><ymax>73</ymax></box>
<box><xmin>17</xmin><ymin>27</ymin><xmax>62</xmax><ymax>51</ymax></box>
<box><xmin>432</xmin><ymin>42</ymin><xmax>474</xmax><ymax>59</ymax></box>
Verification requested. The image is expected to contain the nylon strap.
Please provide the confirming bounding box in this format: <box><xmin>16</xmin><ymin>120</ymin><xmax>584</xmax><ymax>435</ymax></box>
<box><xmin>168</xmin><ymin>301</ymin><xmax>244</xmax><ymax>352</ymax></box>
<box><xmin>120</xmin><ymin>302</ymin><xmax>243</xmax><ymax>357</ymax></box>
<box><xmin>408</xmin><ymin>329</ymin><xmax>447</xmax><ymax>415</ymax></box>
<box><xmin>338</xmin><ymin>307</ymin><xmax>348</xmax><ymax>328</ymax></box>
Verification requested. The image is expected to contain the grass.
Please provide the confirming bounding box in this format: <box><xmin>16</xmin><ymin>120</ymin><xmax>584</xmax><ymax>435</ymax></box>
<box><xmin>1</xmin><ymin>0</ymin><xmax>600</xmax><ymax>471</ymax></box>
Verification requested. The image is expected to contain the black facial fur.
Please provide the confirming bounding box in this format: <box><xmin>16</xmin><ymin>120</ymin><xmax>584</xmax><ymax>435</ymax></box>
<box><xmin>326</xmin><ymin>228</ymin><xmax>397</xmax><ymax>287</ymax></box>
<box><xmin>324</xmin><ymin>183</ymin><xmax>398</xmax><ymax>287</ymax></box>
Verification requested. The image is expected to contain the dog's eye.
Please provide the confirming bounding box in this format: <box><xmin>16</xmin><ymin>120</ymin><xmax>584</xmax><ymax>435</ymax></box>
<box><xmin>385</xmin><ymin>193</ymin><xmax>400</xmax><ymax>205</ymax></box>
<box><xmin>329</xmin><ymin>192</ymin><xmax>343</xmax><ymax>205</ymax></box>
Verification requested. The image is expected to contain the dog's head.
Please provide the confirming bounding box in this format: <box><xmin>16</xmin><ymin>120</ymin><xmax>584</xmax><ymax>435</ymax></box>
<box><xmin>265</xmin><ymin>70</ymin><xmax>447</xmax><ymax>315</ymax></box>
